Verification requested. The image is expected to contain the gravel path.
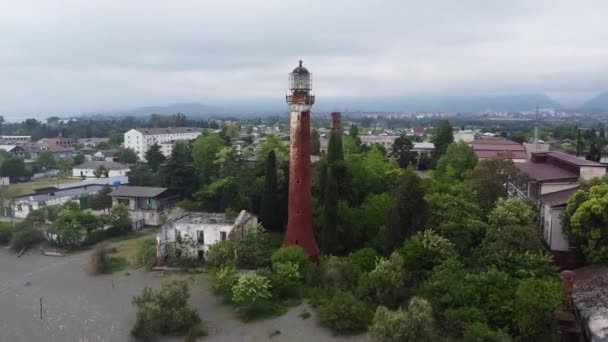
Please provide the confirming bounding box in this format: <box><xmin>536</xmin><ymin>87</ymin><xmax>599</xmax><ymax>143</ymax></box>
<box><xmin>0</xmin><ymin>247</ymin><xmax>368</xmax><ymax>342</ymax></box>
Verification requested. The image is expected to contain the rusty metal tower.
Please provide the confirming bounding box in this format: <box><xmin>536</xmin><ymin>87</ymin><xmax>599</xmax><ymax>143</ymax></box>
<box><xmin>282</xmin><ymin>60</ymin><xmax>320</xmax><ymax>259</ymax></box>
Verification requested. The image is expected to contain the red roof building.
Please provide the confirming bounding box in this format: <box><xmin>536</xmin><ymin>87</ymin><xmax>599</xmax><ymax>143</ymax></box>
<box><xmin>472</xmin><ymin>139</ymin><xmax>527</xmax><ymax>162</ymax></box>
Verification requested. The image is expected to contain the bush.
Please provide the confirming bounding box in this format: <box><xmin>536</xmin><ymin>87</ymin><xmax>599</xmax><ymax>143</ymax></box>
<box><xmin>272</xmin><ymin>262</ymin><xmax>302</xmax><ymax>299</ymax></box>
<box><xmin>206</xmin><ymin>240</ymin><xmax>236</xmax><ymax>268</ymax></box>
<box><xmin>212</xmin><ymin>266</ymin><xmax>239</xmax><ymax>302</ymax></box>
<box><xmin>317</xmin><ymin>290</ymin><xmax>373</xmax><ymax>335</ymax></box>
<box><xmin>370</xmin><ymin>297</ymin><xmax>437</xmax><ymax>342</ymax></box>
<box><xmin>443</xmin><ymin>306</ymin><xmax>488</xmax><ymax>338</ymax></box>
<box><xmin>87</xmin><ymin>242</ymin><xmax>111</xmax><ymax>275</ymax></box>
<box><xmin>271</xmin><ymin>246</ymin><xmax>309</xmax><ymax>273</ymax></box>
<box><xmin>348</xmin><ymin>247</ymin><xmax>379</xmax><ymax>272</ymax></box>
<box><xmin>236</xmin><ymin>225</ymin><xmax>272</xmax><ymax>269</ymax></box>
<box><xmin>136</xmin><ymin>239</ymin><xmax>157</xmax><ymax>269</ymax></box>
<box><xmin>357</xmin><ymin>252</ymin><xmax>406</xmax><ymax>307</ymax></box>
<box><xmin>321</xmin><ymin>255</ymin><xmax>362</xmax><ymax>291</ymax></box>
<box><xmin>232</xmin><ymin>273</ymin><xmax>275</xmax><ymax>320</ymax></box>
<box><xmin>131</xmin><ymin>280</ymin><xmax>205</xmax><ymax>340</ymax></box>
<box><xmin>107</xmin><ymin>255</ymin><xmax>128</xmax><ymax>273</ymax></box>
<box><xmin>84</xmin><ymin>229</ymin><xmax>107</xmax><ymax>246</ymax></box>
<box><xmin>10</xmin><ymin>229</ymin><xmax>43</xmax><ymax>251</ymax></box>
<box><xmin>0</xmin><ymin>223</ymin><xmax>13</xmax><ymax>244</ymax></box>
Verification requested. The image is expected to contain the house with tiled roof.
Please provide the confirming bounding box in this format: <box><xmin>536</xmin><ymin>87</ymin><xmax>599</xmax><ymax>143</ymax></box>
<box><xmin>472</xmin><ymin>139</ymin><xmax>527</xmax><ymax>162</ymax></box>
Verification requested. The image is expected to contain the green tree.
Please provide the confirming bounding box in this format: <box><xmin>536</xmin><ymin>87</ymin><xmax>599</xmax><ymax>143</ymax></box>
<box><xmin>311</xmin><ymin>128</ymin><xmax>321</xmax><ymax>155</ymax></box>
<box><xmin>257</xmin><ymin>133</ymin><xmax>288</xmax><ymax>166</ymax></box>
<box><xmin>93</xmin><ymin>165</ymin><xmax>109</xmax><ymax>178</ymax></box>
<box><xmin>432</xmin><ymin>120</ymin><xmax>454</xmax><ymax>159</ymax></box>
<box><xmin>468</xmin><ymin>156</ymin><xmax>519</xmax><ymax>213</ymax></box>
<box><xmin>162</xmin><ymin>140</ymin><xmax>197</xmax><ymax>197</ymax></box>
<box><xmin>192</xmin><ymin>133</ymin><xmax>225</xmax><ymax>186</ymax></box>
<box><xmin>0</xmin><ymin>155</ymin><xmax>26</xmax><ymax>182</ymax></box>
<box><xmin>109</xmin><ymin>204</ymin><xmax>131</xmax><ymax>234</ymax></box>
<box><xmin>390</xmin><ymin>134</ymin><xmax>415</xmax><ymax>168</ymax></box>
<box><xmin>173</xmin><ymin>112</ymin><xmax>187</xmax><ymax>126</ymax></box>
<box><xmin>91</xmin><ymin>185</ymin><xmax>113</xmax><ymax>211</ymax></box>
<box><xmin>436</xmin><ymin>141</ymin><xmax>478</xmax><ymax>179</ymax></box>
<box><xmin>197</xmin><ymin>177</ymin><xmax>246</xmax><ymax>212</ymax></box>
<box><xmin>131</xmin><ymin>280</ymin><xmax>205</xmax><ymax>340</ymax></box>
<box><xmin>73</xmin><ymin>154</ymin><xmax>85</xmax><ymax>165</ymax></box>
<box><xmin>513</xmin><ymin>278</ymin><xmax>563</xmax><ymax>339</ymax></box>
<box><xmin>260</xmin><ymin>151</ymin><xmax>280</xmax><ymax>232</ymax></box>
<box><xmin>214</xmin><ymin>146</ymin><xmax>242</xmax><ymax>178</ymax></box>
<box><xmin>128</xmin><ymin>162</ymin><xmax>158</xmax><ymax>186</ymax></box>
<box><xmin>587</xmin><ymin>142</ymin><xmax>601</xmax><ymax>162</ymax></box>
<box><xmin>563</xmin><ymin>184</ymin><xmax>608</xmax><ymax>263</ymax></box>
<box><xmin>385</xmin><ymin>169</ymin><xmax>428</xmax><ymax>253</ymax></box>
<box><xmin>35</xmin><ymin>151</ymin><xmax>57</xmax><ymax>170</ymax></box>
<box><xmin>116</xmin><ymin>148</ymin><xmax>138</xmax><ymax>164</ymax></box>
<box><xmin>145</xmin><ymin>143</ymin><xmax>166</xmax><ymax>171</ymax></box>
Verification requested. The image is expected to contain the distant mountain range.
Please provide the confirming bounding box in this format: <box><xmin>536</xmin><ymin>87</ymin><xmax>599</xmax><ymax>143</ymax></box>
<box><xmin>582</xmin><ymin>92</ymin><xmax>608</xmax><ymax>110</ymax></box>
<box><xmin>83</xmin><ymin>92</ymin><xmax>608</xmax><ymax>118</ymax></box>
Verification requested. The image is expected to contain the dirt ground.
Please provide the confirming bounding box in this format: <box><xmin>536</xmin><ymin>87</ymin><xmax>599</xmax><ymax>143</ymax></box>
<box><xmin>0</xmin><ymin>246</ymin><xmax>368</xmax><ymax>341</ymax></box>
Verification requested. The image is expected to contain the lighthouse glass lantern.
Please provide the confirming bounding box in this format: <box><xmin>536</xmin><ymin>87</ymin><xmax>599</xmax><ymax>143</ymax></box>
<box><xmin>289</xmin><ymin>60</ymin><xmax>312</xmax><ymax>91</ymax></box>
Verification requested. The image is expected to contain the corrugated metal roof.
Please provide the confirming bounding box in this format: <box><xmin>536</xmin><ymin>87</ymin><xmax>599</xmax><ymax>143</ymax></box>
<box><xmin>547</xmin><ymin>151</ymin><xmax>606</xmax><ymax>167</ymax></box>
<box><xmin>517</xmin><ymin>162</ymin><xmax>579</xmax><ymax>181</ymax></box>
<box><xmin>540</xmin><ymin>187</ymin><xmax>579</xmax><ymax>207</ymax></box>
<box><xmin>110</xmin><ymin>186</ymin><xmax>168</xmax><ymax>198</ymax></box>
<box><xmin>135</xmin><ymin>127</ymin><xmax>203</xmax><ymax>136</ymax></box>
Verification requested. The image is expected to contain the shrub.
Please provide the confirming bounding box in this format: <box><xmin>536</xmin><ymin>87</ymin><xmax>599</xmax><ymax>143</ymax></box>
<box><xmin>107</xmin><ymin>255</ymin><xmax>128</xmax><ymax>273</ymax></box>
<box><xmin>370</xmin><ymin>297</ymin><xmax>437</xmax><ymax>342</ymax></box>
<box><xmin>232</xmin><ymin>273</ymin><xmax>274</xmax><ymax>320</ymax></box>
<box><xmin>136</xmin><ymin>239</ymin><xmax>157</xmax><ymax>269</ymax></box>
<box><xmin>0</xmin><ymin>223</ymin><xmax>13</xmax><ymax>244</ymax></box>
<box><xmin>131</xmin><ymin>280</ymin><xmax>205</xmax><ymax>340</ymax></box>
<box><xmin>398</xmin><ymin>229</ymin><xmax>457</xmax><ymax>282</ymax></box>
<box><xmin>348</xmin><ymin>247</ymin><xmax>379</xmax><ymax>272</ymax></box>
<box><xmin>271</xmin><ymin>246</ymin><xmax>309</xmax><ymax>273</ymax></box>
<box><xmin>357</xmin><ymin>252</ymin><xmax>406</xmax><ymax>307</ymax></box>
<box><xmin>206</xmin><ymin>240</ymin><xmax>236</xmax><ymax>268</ymax></box>
<box><xmin>317</xmin><ymin>290</ymin><xmax>373</xmax><ymax>335</ymax></box>
<box><xmin>237</xmin><ymin>224</ymin><xmax>272</xmax><ymax>269</ymax></box>
<box><xmin>272</xmin><ymin>262</ymin><xmax>302</xmax><ymax>299</ymax></box>
<box><xmin>513</xmin><ymin>278</ymin><xmax>564</xmax><ymax>339</ymax></box>
<box><xmin>212</xmin><ymin>266</ymin><xmax>239</xmax><ymax>302</ymax></box>
<box><xmin>321</xmin><ymin>255</ymin><xmax>361</xmax><ymax>291</ymax></box>
<box><xmin>84</xmin><ymin>229</ymin><xmax>107</xmax><ymax>245</ymax></box>
<box><xmin>10</xmin><ymin>229</ymin><xmax>43</xmax><ymax>252</ymax></box>
<box><xmin>87</xmin><ymin>242</ymin><xmax>112</xmax><ymax>275</ymax></box>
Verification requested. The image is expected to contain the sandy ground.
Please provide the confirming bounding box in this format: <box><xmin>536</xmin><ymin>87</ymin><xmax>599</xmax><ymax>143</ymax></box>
<box><xmin>0</xmin><ymin>246</ymin><xmax>368</xmax><ymax>342</ymax></box>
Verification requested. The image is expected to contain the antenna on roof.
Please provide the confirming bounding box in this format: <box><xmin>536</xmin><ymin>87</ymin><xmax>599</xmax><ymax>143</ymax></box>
<box><xmin>534</xmin><ymin>105</ymin><xmax>539</xmax><ymax>150</ymax></box>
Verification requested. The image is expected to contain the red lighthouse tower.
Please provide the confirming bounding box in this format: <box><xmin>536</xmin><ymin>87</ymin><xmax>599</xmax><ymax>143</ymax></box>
<box><xmin>282</xmin><ymin>60</ymin><xmax>320</xmax><ymax>259</ymax></box>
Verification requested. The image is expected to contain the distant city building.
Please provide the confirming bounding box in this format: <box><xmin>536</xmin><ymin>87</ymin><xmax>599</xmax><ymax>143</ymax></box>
<box><xmin>359</xmin><ymin>135</ymin><xmax>399</xmax><ymax>150</ymax></box>
<box><xmin>39</xmin><ymin>136</ymin><xmax>77</xmax><ymax>148</ymax></box>
<box><xmin>454</xmin><ymin>130</ymin><xmax>475</xmax><ymax>143</ymax></box>
<box><xmin>124</xmin><ymin>127</ymin><xmax>203</xmax><ymax>160</ymax></box>
<box><xmin>472</xmin><ymin>139</ymin><xmax>527</xmax><ymax>163</ymax></box>
<box><xmin>0</xmin><ymin>135</ymin><xmax>31</xmax><ymax>144</ymax></box>
<box><xmin>72</xmin><ymin>161</ymin><xmax>130</xmax><ymax>178</ymax></box>
<box><xmin>77</xmin><ymin>137</ymin><xmax>110</xmax><ymax>148</ymax></box>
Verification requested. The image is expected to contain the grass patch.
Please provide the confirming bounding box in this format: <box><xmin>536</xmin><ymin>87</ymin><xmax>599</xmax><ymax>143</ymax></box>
<box><xmin>107</xmin><ymin>229</ymin><xmax>158</xmax><ymax>266</ymax></box>
<box><xmin>7</xmin><ymin>177</ymin><xmax>80</xmax><ymax>196</ymax></box>
<box><xmin>106</xmin><ymin>255</ymin><xmax>128</xmax><ymax>273</ymax></box>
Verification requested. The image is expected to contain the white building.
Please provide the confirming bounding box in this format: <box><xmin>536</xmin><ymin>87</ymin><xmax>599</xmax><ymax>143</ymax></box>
<box><xmin>454</xmin><ymin>130</ymin><xmax>475</xmax><ymax>143</ymax></box>
<box><xmin>10</xmin><ymin>184</ymin><xmax>109</xmax><ymax>219</ymax></box>
<box><xmin>72</xmin><ymin>161</ymin><xmax>130</xmax><ymax>178</ymax></box>
<box><xmin>124</xmin><ymin>127</ymin><xmax>204</xmax><ymax>161</ymax></box>
<box><xmin>157</xmin><ymin>209</ymin><xmax>257</xmax><ymax>261</ymax></box>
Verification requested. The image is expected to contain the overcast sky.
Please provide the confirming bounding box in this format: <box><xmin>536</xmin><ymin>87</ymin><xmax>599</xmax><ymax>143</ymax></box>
<box><xmin>1</xmin><ymin>0</ymin><xmax>608</xmax><ymax>117</ymax></box>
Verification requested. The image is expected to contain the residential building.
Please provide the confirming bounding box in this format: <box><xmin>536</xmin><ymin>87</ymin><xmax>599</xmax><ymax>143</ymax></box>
<box><xmin>77</xmin><ymin>137</ymin><xmax>110</xmax><ymax>148</ymax></box>
<box><xmin>10</xmin><ymin>184</ymin><xmax>109</xmax><ymax>219</ymax></box>
<box><xmin>472</xmin><ymin>139</ymin><xmax>527</xmax><ymax>163</ymax></box>
<box><xmin>41</xmin><ymin>145</ymin><xmax>75</xmax><ymax>159</ymax></box>
<box><xmin>157</xmin><ymin>209</ymin><xmax>257</xmax><ymax>261</ymax></box>
<box><xmin>0</xmin><ymin>135</ymin><xmax>31</xmax><ymax>144</ymax></box>
<box><xmin>124</xmin><ymin>127</ymin><xmax>203</xmax><ymax>160</ymax></box>
<box><xmin>412</xmin><ymin>127</ymin><xmax>425</xmax><ymax>136</ymax></box>
<box><xmin>110</xmin><ymin>186</ymin><xmax>181</xmax><ymax>226</ymax></box>
<box><xmin>0</xmin><ymin>145</ymin><xmax>26</xmax><ymax>157</ymax></box>
<box><xmin>359</xmin><ymin>135</ymin><xmax>398</xmax><ymax>150</ymax></box>
<box><xmin>39</xmin><ymin>136</ymin><xmax>77</xmax><ymax>148</ymax></box>
<box><xmin>93</xmin><ymin>150</ymin><xmax>116</xmax><ymax>162</ymax></box>
<box><xmin>517</xmin><ymin>151</ymin><xmax>606</xmax><ymax>267</ymax></box>
<box><xmin>72</xmin><ymin>161</ymin><xmax>130</xmax><ymax>178</ymax></box>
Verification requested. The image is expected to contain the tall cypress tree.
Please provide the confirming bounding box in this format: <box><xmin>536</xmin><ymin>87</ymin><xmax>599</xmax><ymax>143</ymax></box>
<box><xmin>320</xmin><ymin>130</ymin><xmax>346</xmax><ymax>254</ymax></box>
<box><xmin>145</xmin><ymin>143</ymin><xmax>166</xmax><ymax>171</ymax></box>
<box><xmin>433</xmin><ymin>120</ymin><xmax>454</xmax><ymax>160</ymax></box>
<box><xmin>260</xmin><ymin>151</ymin><xmax>280</xmax><ymax>232</ymax></box>
<box><xmin>385</xmin><ymin>169</ymin><xmax>428</xmax><ymax>254</ymax></box>
<box><xmin>311</xmin><ymin>129</ymin><xmax>321</xmax><ymax>156</ymax></box>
